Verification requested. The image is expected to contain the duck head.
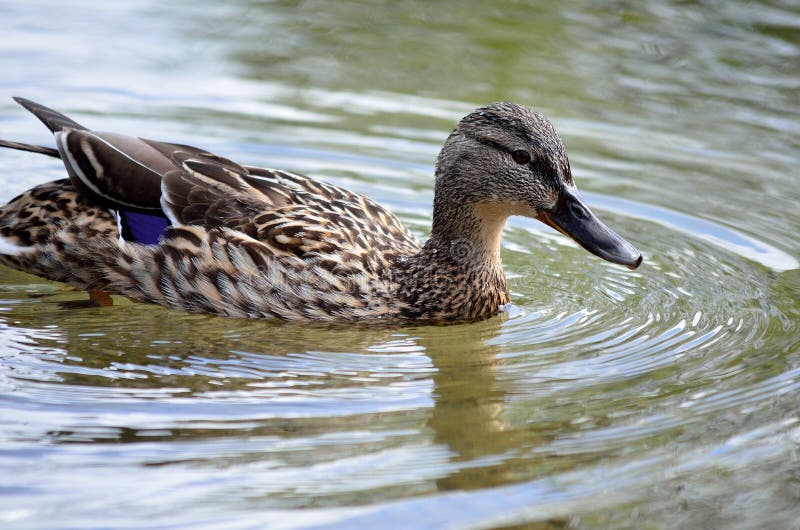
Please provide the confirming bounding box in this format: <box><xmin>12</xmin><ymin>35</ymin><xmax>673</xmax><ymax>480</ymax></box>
<box><xmin>432</xmin><ymin>102</ymin><xmax>642</xmax><ymax>269</ymax></box>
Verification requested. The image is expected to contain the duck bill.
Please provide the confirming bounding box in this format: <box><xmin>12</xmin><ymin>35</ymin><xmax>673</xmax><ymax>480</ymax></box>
<box><xmin>539</xmin><ymin>189</ymin><xmax>642</xmax><ymax>269</ymax></box>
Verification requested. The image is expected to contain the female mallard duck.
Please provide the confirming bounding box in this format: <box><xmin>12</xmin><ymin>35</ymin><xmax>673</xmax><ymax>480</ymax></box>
<box><xmin>0</xmin><ymin>97</ymin><xmax>641</xmax><ymax>322</ymax></box>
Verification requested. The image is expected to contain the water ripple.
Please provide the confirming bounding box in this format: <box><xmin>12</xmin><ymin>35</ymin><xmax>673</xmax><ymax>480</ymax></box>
<box><xmin>1</xmin><ymin>0</ymin><xmax>800</xmax><ymax>527</ymax></box>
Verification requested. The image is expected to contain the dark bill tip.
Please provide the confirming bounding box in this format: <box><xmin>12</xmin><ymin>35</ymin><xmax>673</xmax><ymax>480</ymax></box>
<box><xmin>627</xmin><ymin>253</ymin><xmax>643</xmax><ymax>270</ymax></box>
<box><xmin>540</xmin><ymin>189</ymin><xmax>643</xmax><ymax>270</ymax></box>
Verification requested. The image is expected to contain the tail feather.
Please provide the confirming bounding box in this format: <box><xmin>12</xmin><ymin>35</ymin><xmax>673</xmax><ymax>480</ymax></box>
<box><xmin>0</xmin><ymin>139</ymin><xmax>60</xmax><ymax>158</ymax></box>
<box><xmin>1</xmin><ymin>97</ymin><xmax>85</xmax><ymax>159</ymax></box>
<box><xmin>12</xmin><ymin>97</ymin><xmax>88</xmax><ymax>133</ymax></box>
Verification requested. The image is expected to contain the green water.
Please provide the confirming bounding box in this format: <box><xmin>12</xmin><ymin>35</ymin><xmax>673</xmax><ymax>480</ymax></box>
<box><xmin>1</xmin><ymin>1</ymin><xmax>799</xmax><ymax>528</ymax></box>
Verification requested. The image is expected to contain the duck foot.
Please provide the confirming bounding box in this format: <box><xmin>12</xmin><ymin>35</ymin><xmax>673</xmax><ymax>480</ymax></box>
<box><xmin>89</xmin><ymin>291</ymin><xmax>114</xmax><ymax>306</ymax></box>
<box><xmin>58</xmin><ymin>290</ymin><xmax>114</xmax><ymax>309</ymax></box>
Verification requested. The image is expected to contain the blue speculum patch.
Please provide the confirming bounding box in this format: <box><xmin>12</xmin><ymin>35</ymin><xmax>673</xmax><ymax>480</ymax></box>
<box><xmin>120</xmin><ymin>211</ymin><xmax>170</xmax><ymax>244</ymax></box>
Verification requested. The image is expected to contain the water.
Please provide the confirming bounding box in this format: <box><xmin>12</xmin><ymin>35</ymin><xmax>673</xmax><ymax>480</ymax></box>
<box><xmin>1</xmin><ymin>1</ymin><xmax>799</xmax><ymax>528</ymax></box>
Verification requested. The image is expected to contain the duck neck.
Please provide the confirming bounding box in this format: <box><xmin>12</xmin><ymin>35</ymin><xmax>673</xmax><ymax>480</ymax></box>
<box><xmin>394</xmin><ymin>201</ymin><xmax>511</xmax><ymax>321</ymax></box>
<box><xmin>427</xmin><ymin>201</ymin><xmax>507</xmax><ymax>264</ymax></box>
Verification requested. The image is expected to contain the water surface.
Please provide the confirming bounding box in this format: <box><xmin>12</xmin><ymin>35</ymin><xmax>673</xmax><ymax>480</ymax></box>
<box><xmin>0</xmin><ymin>1</ymin><xmax>799</xmax><ymax>528</ymax></box>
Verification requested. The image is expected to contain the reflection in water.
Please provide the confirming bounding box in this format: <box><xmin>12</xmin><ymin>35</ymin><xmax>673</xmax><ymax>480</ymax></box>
<box><xmin>1</xmin><ymin>0</ymin><xmax>799</xmax><ymax>528</ymax></box>
<box><xmin>424</xmin><ymin>320</ymin><xmax>519</xmax><ymax>490</ymax></box>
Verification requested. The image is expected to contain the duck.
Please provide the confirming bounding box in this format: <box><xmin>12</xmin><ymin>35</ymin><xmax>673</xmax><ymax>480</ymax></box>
<box><xmin>0</xmin><ymin>97</ymin><xmax>642</xmax><ymax>322</ymax></box>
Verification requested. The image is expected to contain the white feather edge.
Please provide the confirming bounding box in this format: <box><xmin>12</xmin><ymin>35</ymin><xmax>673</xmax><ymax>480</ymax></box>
<box><xmin>0</xmin><ymin>236</ymin><xmax>32</xmax><ymax>256</ymax></box>
<box><xmin>159</xmin><ymin>194</ymin><xmax>182</xmax><ymax>226</ymax></box>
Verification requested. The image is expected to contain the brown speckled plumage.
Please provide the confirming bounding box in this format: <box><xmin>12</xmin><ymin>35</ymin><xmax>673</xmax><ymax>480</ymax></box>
<box><xmin>0</xmin><ymin>98</ymin><xmax>642</xmax><ymax>322</ymax></box>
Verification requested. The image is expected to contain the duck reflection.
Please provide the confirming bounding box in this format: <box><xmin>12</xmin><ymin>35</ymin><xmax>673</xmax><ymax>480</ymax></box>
<box><xmin>1</xmin><ymin>277</ymin><xmax>527</xmax><ymax>494</ymax></box>
<box><xmin>415</xmin><ymin>317</ymin><xmax>526</xmax><ymax>491</ymax></box>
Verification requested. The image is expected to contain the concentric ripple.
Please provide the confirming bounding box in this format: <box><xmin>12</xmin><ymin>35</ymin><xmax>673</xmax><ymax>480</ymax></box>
<box><xmin>2</xmin><ymin>0</ymin><xmax>800</xmax><ymax>527</ymax></box>
<box><xmin>1</xmin><ymin>161</ymin><xmax>797</xmax><ymax>527</ymax></box>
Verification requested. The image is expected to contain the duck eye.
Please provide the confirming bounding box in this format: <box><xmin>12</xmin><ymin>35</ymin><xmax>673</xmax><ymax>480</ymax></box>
<box><xmin>511</xmin><ymin>150</ymin><xmax>531</xmax><ymax>165</ymax></box>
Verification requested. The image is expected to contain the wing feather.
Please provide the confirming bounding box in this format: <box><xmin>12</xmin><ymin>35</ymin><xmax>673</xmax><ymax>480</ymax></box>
<box><xmin>55</xmin><ymin>129</ymin><xmax>167</xmax><ymax>211</ymax></box>
<box><xmin>162</xmin><ymin>160</ymin><xmax>419</xmax><ymax>272</ymax></box>
<box><xmin>13</xmin><ymin>97</ymin><xmax>419</xmax><ymax>271</ymax></box>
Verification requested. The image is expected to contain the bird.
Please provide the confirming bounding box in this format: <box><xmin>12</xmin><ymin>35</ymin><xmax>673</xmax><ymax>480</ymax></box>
<box><xmin>0</xmin><ymin>97</ymin><xmax>641</xmax><ymax>322</ymax></box>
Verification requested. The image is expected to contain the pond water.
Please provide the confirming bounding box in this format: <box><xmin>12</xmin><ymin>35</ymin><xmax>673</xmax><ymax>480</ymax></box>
<box><xmin>1</xmin><ymin>1</ymin><xmax>799</xmax><ymax>528</ymax></box>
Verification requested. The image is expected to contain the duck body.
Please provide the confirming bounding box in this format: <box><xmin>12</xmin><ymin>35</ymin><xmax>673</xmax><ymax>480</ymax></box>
<box><xmin>0</xmin><ymin>98</ymin><xmax>640</xmax><ymax>322</ymax></box>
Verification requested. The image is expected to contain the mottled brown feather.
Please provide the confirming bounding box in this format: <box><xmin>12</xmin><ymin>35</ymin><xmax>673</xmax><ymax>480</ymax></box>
<box><xmin>0</xmin><ymin>98</ymin><xmax>625</xmax><ymax>322</ymax></box>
